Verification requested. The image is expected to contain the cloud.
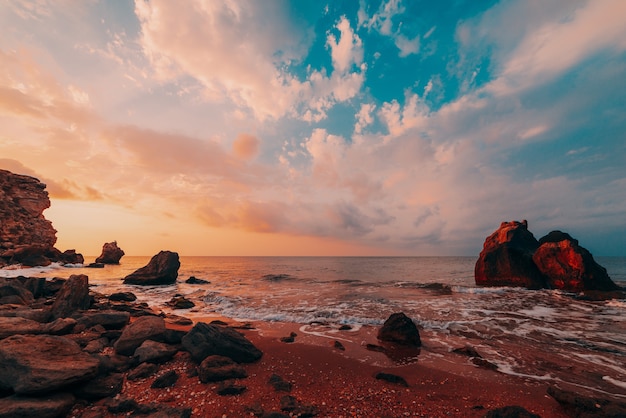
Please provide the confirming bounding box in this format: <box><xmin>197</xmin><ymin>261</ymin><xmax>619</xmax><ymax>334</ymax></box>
<box><xmin>232</xmin><ymin>133</ymin><xmax>260</xmax><ymax>160</ymax></box>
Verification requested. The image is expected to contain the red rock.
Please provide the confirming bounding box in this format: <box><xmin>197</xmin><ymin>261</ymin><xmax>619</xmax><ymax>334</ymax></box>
<box><xmin>123</xmin><ymin>251</ymin><xmax>180</xmax><ymax>285</ymax></box>
<box><xmin>377</xmin><ymin>312</ymin><xmax>421</xmax><ymax>347</ymax></box>
<box><xmin>95</xmin><ymin>241</ymin><xmax>125</xmax><ymax>264</ymax></box>
<box><xmin>475</xmin><ymin>221</ymin><xmax>546</xmax><ymax>288</ymax></box>
<box><xmin>533</xmin><ymin>231</ymin><xmax>619</xmax><ymax>292</ymax></box>
<box><xmin>49</xmin><ymin>274</ymin><xmax>91</xmax><ymax>319</ymax></box>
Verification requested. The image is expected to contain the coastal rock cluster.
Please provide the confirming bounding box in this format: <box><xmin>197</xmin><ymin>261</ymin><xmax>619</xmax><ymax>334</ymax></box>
<box><xmin>0</xmin><ymin>169</ymin><xmax>83</xmax><ymax>267</ymax></box>
<box><xmin>95</xmin><ymin>241</ymin><xmax>125</xmax><ymax>264</ymax></box>
<box><xmin>475</xmin><ymin>220</ymin><xmax>621</xmax><ymax>293</ymax></box>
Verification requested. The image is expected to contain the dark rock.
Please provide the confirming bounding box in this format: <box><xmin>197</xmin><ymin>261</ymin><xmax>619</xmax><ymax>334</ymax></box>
<box><xmin>338</xmin><ymin>324</ymin><xmax>352</xmax><ymax>331</ymax></box>
<box><xmin>76</xmin><ymin>310</ymin><xmax>130</xmax><ymax>330</ymax></box>
<box><xmin>108</xmin><ymin>292</ymin><xmax>137</xmax><ymax>302</ymax></box>
<box><xmin>43</xmin><ymin>278</ymin><xmax>65</xmax><ymax>297</ymax></box>
<box><xmin>127</xmin><ymin>362</ymin><xmax>159</xmax><ymax>380</ymax></box>
<box><xmin>533</xmin><ymin>231</ymin><xmax>620</xmax><ymax>292</ymax></box>
<box><xmin>280</xmin><ymin>332</ymin><xmax>297</xmax><ymax>343</ymax></box>
<box><xmin>122</xmin><ymin>250</ymin><xmax>180</xmax><ymax>285</ymax></box>
<box><xmin>278</xmin><ymin>395</ymin><xmax>317</xmax><ymax>416</ymax></box>
<box><xmin>95</xmin><ymin>241</ymin><xmax>125</xmax><ymax>264</ymax></box>
<box><xmin>269</xmin><ymin>374</ymin><xmax>292</xmax><ymax>392</ymax></box>
<box><xmin>186</xmin><ymin>276</ymin><xmax>210</xmax><ymax>284</ymax></box>
<box><xmin>181</xmin><ymin>322</ymin><xmax>262</xmax><ymax>363</ymax></box>
<box><xmin>484</xmin><ymin>405</ymin><xmax>541</xmax><ymax>418</ymax></box>
<box><xmin>576</xmin><ymin>290</ymin><xmax>626</xmax><ymax>301</ymax></box>
<box><xmin>452</xmin><ymin>345</ymin><xmax>482</xmax><ymax>358</ymax></box>
<box><xmin>113</xmin><ymin>315</ymin><xmax>166</xmax><ymax>356</ymax></box>
<box><xmin>374</xmin><ymin>372</ymin><xmax>409</xmax><ymax>387</ymax></box>
<box><xmin>280</xmin><ymin>395</ymin><xmax>299</xmax><ymax>411</ymax></box>
<box><xmin>475</xmin><ymin>221</ymin><xmax>546</xmax><ymax>288</ymax></box>
<box><xmin>167</xmin><ymin>295</ymin><xmax>195</xmax><ymax>309</ymax></box>
<box><xmin>198</xmin><ymin>355</ymin><xmax>247</xmax><ymax>383</ymax></box>
<box><xmin>163</xmin><ymin>313</ymin><xmax>193</xmax><ymax>326</ymax></box>
<box><xmin>0</xmin><ymin>316</ymin><xmax>42</xmax><ymax>339</ymax></box>
<box><xmin>0</xmin><ymin>282</ymin><xmax>34</xmax><ymax>305</ymax></box>
<box><xmin>95</xmin><ymin>353</ymin><xmax>132</xmax><ymax>374</ymax></box>
<box><xmin>129</xmin><ymin>402</ymin><xmax>191</xmax><ymax>418</ymax></box>
<box><xmin>216</xmin><ymin>381</ymin><xmax>246</xmax><ymax>396</ymax></box>
<box><xmin>151</xmin><ymin>370</ymin><xmax>178</xmax><ymax>388</ymax></box>
<box><xmin>106</xmin><ymin>397</ymin><xmax>139</xmax><ymax>414</ymax></box>
<box><xmin>333</xmin><ymin>340</ymin><xmax>345</xmax><ymax>351</ymax></box>
<box><xmin>0</xmin><ymin>392</ymin><xmax>75</xmax><ymax>418</ymax></box>
<box><xmin>43</xmin><ymin>317</ymin><xmax>77</xmax><ymax>335</ymax></box>
<box><xmin>547</xmin><ymin>386</ymin><xmax>626</xmax><ymax>418</ymax></box>
<box><xmin>377</xmin><ymin>312</ymin><xmax>421</xmax><ymax>346</ymax></box>
<box><xmin>84</xmin><ymin>337</ymin><xmax>108</xmax><ymax>354</ymax></box>
<box><xmin>133</xmin><ymin>340</ymin><xmax>178</xmax><ymax>364</ymax></box>
<box><xmin>0</xmin><ymin>334</ymin><xmax>99</xmax><ymax>395</ymax></box>
<box><xmin>365</xmin><ymin>343</ymin><xmax>386</xmax><ymax>353</ymax></box>
<box><xmin>10</xmin><ymin>276</ymin><xmax>46</xmax><ymax>298</ymax></box>
<box><xmin>73</xmin><ymin>373</ymin><xmax>124</xmax><ymax>400</ymax></box>
<box><xmin>49</xmin><ymin>274</ymin><xmax>90</xmax><ymax>319</ymax></box>
<box><xmin>86</xmin><ymin>263</ymin><xmax>104</xmax><ymax>268</ymax></box>
<box><xmin>472</xmin><ymin>357</ymin><xmax>498</xmax><ymax>371</ymax></box>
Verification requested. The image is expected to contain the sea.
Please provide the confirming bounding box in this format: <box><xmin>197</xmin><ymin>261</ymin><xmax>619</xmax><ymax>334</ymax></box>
<box><xmin>2</xmin><ymin>256</ymin><xmax>626</xmax><ymax>398</ymax></box>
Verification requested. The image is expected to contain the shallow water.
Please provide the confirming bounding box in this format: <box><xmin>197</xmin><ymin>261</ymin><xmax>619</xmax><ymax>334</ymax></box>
<box><xmin>2</xmin><ymin>256</ymin><xmax>626</xmax><ymax>398</ymax></box>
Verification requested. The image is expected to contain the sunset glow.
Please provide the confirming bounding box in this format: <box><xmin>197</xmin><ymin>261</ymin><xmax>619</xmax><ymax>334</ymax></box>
<box><xmin>1</xmin><ymin>0</ymin><xmax>625</xmax><ymax>256</ymax></box>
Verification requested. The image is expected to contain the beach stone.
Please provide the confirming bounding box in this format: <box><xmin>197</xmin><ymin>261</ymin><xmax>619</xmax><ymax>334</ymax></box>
<box><xmin>0</xmin><ymin>334</ymin><xmax>99</xmax><ymax>395</ymax></box>
<box><xmin>198</xmin><ymin>355</ymin><xmax>248</xmax><ymax>383</ymax></box>
<box><xmin>114</xmin><ymin>315</ymin><xmax>167</xmax><ymax>356</ymax></box>
<box><xmin>167</xmin><ymin>295</ymin><xmax>195</xmax><ymax>309</ymax></box>
<box><xmin>73</xmin><ymin>373</ymin><xmax>124</xmax><ymax>400</ymax></box>
<box><xmin>533</xmin><ymin>231</ymin><xmax>619</xmax><ymax>292</ymax></box>
<box><xmin>547</xmin><ymin>386</ymin><xmax>626</xmax><ymax>417</ymax></box>
<box><xmin>108</xmin><ymin>291</ymin><xmax>137</xmax><ymax>302</ymax></box>
<box><xmin>217</xmin><ymin>381</ymin><xmax>246</xmax><ymax>396</ymax></box>
<box><xmin>185</xmin><ymin>276</ymin><xmax>210</xmax><ymax>284</ymax></box>
<box><xmin>475</xmin><ymin>220</ymin><xmax>546</xmax><ymax>289</ymax></box>
<box><xmin>0</xmin><ymin>282</ymin><xmax>34</xmax><ymax>305</ymax></box>
<box><xmin>77</xmin><ymin>310</ymin><xmax>130</xmax><ymax>330</ymax></box>
<box><xmin>377</xmin><ymin>312</ymin><xmax>421</xmax><ymax>346</ymax></box>
<box><xmin>95</xmin><ymin>241</ymin><xmax>125</xmax><ymax>264</ymax></box>
<box><xmin>133</xmin><ymin>340</ymin><xmax>178</xmax><ymax>364</ymax></box>
<box><xmin>43</xmin><ymin>317</ymin><xmax>77</xmax><ymax>335</ymax></box>
<box><xmin>49</xmin><ymin>274</ymin><xmax>91</xmax><ymax>319</ymax></box>
<box><xmin>0</xmin><ymin>316</ymin><xmax>43</xmax><ymax>339</ymax></box>
<box><xmin>151</xmin><ymin>370</ymin><xmax>178</xmax><ymax>388</ymax></box>
<box><xmin>0</xmin><ymin>392</ymin><xmax>75</xmax><ymax>418</ymax></box>
<box><xmin>127</xmin><ymin>362</ymin><xmax>159</xmax><ymax>380</ymax></box>
<box><xmin>374</xmin><ymin>372</ymin><xmax>409</xmax><ymax>387</ymax></box>
<box><xmin>269</xmin><ymin>374</ymin><xmax>292</xmax><ymax>392</ymax></box>
<box><xmin>484</xmin><ymin>405</ymin><xmax>541</xmax><ymax>418</ymax></box>
<box><xmin>182</xmin><ymin>322</ymin><xmax>263</xmax><ymax>363</ymax></box>
<box><xmin>123</xmin><ymin>250</ymin><xmax>180</xmax><ymax>285</ymax></box>
<box><xmin>9</xmin><ymin>276</ymin><xmax>47</xmax><ymax>298</ymax></box>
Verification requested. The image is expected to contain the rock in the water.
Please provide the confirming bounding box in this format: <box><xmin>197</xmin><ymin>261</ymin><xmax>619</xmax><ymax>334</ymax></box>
<box><xmin>0</xmin><ymin>334</ymin><xmax>99</xmax><ymax>395</ymax></box>
<box><xmin>49</xmin><ymin>274</ymin><xmax>91</xmax><ymax>319</ymax></box>
<box><xmin>0</xmin><ymin>317</ymin><xmax>42</xmax><ymax>339</ymax></box>
<box><xmin>198</xmin><ymin>355</ymin><xmax>248</xmax><ymax>383</ymax></box>
<box><xmin>186</xmin><ymin>276</ymin><xmax>210</xmax><ymax>285</ymax></box>
<box><xmin>133</xmin><ymin>340</ymin><xmax>178</xmax><ymax>364</ymax></box>
<box><xmin>533</xmin><ymin>231</ymin><xmax>619</xmax><ymax>292</ymax></box>
<box><xmin>109</xmin><ymin>291</ymin><xmax>137</xmax><ymax>302</ymax></box>
<box><xmin>484</xmin><ymin>405</ymin><xmax>541</xmax><ymax>418</ymax></box>
<box><xmin>475</xmin><ymin>221</ymin><xmax>546</xmax><ymax>289</ymax></box>
<box><xmin>181</xmin><ymin>322</ymin><xmax>263</xmax><ymax>363</ymax></box>
<box><xmin>0</xmin><ymin>392</ymin><xmax>75</xmax><ymax>418</ymax></box>
<box><xmin>95</xmin><ymin>241</ymin><xmax>125</xmax><ymax>264</ymax></box>
<box><xmin>167</xmin><ymin>295</ymin><xmax>195</xmax><ymax>309</ymax></box>
<box><xmin>377</xmin><ymin>312</ymin><xmax>421</xmax><ymax>347</ymax></box>
<box><xmin>114</xmin><ymin>315</ymin><xmax>167</xmax><ymax>356</ymax></box>
<box><xmin>123</xmin><ymin>251</ymin><xmax>180</xmax><ymax>285</ymax></box>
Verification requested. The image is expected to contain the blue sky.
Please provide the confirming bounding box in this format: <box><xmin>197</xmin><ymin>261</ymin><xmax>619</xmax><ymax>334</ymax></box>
<box><xmin>0</xmin><ymin>0</ymin><xmax>625</xmax><ymax>256</ymax></box>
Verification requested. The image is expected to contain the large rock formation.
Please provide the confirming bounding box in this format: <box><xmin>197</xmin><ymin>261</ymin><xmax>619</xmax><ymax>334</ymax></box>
<box><xmin>123</xmin><ymin>251</ymin><xmax>180</xmax><ymax>285</ymax></box>
<box><xmin>475</xmin><ymin>221</ymin><xmax>620</xmax><ymax>293</ymax></box>
<box><xmin>0</xmin><ymin>169</ymin><xmax>83</xmax><ymax>267</ymax></box>
<box><xmin>95</xmin><ymin>241</ymin><xmax>125</xmax><ymax>264</ymax></box>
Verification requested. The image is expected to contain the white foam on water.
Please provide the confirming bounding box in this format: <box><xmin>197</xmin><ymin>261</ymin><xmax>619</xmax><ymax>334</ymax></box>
<box><xmin>603</xmin><ymin>376</ymin><xmax>626</xmax><ymax>390</ymax></box>
<box><xmin>518</xmin><ymin>306</ymin><xmax>558</xmax><ymax>322</ymax></box>
<box><xmin>0</xmin><ymin>262</ymin><xmax>64</xmax><ymax>278</ymax></box>
<box><xmin>298</xmin><ymin>324</ymin><xmax>353</xmax><ymax>342</ymax></box>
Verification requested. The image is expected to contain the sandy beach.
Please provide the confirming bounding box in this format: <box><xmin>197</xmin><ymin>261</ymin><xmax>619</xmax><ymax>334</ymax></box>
<box><xmin>70</xmin><ymin>318</ymin><xmax>568</xmax><ymax>417</ymax></box>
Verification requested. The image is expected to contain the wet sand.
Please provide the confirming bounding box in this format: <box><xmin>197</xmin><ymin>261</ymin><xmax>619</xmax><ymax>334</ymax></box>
<box><xmin>72</xmin><ymin>318</ymin><xmax>569</xmax><ymax>417</ymax></box>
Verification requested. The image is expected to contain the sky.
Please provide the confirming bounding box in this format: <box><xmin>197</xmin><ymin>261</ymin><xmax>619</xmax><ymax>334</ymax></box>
<box><xmin>1</xmin><ymin>0</ymin><xmax>625</xmax><ymax>257</ymax></box>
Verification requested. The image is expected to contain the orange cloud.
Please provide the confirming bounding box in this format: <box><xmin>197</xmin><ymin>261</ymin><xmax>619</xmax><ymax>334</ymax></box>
<box><xmin>232</xmin><ymin>133</ymin><xmax>260</xmax><ymax>160</ymax></box>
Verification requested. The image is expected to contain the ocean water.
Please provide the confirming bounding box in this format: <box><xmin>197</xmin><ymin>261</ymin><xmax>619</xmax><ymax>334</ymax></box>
<box><xmin>2</xmin><ymin>256</ymin><xmax>626</xmax><ymax>398</ymax></box>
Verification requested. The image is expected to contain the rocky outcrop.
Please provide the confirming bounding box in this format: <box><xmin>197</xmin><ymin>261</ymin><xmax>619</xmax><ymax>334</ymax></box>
<box><xmin>49</xmin><ymin>274</ymin><xmax>91</xmax><ymax>319</ymax></box>
<box><xmin>377</xmin><ymin>312</ymin><xmax>421</xmax><ymax>347</ymax></box>
<box><xmin>475</xmin><ymin>221</ymin><xmax>620</xmax><ymax>293</ymax></box>
<box><xmin>0</xmin><ymin>393</ymin><xmax>75</xmax><ymax>418</ymax></box>
<box><xmin>0</xmin><ymin>169</ymin><xmax>83</xmax><ymax>267</ymax></box>
<box><xmin>533</xmin><ymin>231</ymin><xmax>619</xmax><ymax>292</ymax></box>
<box><xmin>95</xmin><ymin>241</ymin><xmax>125</xmax><ymax>264</ymax></box>
<box><xmin>181</xmin><ymin>322</ymin><xmax>263</xmax><ymax>364</ymax></box>
<box><xmin>113</xmin><ymin>315</ymin><xmax>167</xmax><ymax>356</ymax></box>
<box><xmin>123</xmin><ymin>251</ymin><xmax>180</xmax><ymax>285</ymax></box>
<box><xmin>475</xmin><ymin>221</ymin><xmax>546</xmax><ymax>289</ymax></box>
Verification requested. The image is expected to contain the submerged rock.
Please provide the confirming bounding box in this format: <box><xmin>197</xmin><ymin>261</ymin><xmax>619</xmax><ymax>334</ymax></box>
<box><xmin>95</xmin><ymin>241</ymin><xmax>125</xmax><ymax>264</ymax></box>
<box><xmin>123</xmin><ymin>251</ymin><xmax>180</xmax><ymax>285</ymax></box>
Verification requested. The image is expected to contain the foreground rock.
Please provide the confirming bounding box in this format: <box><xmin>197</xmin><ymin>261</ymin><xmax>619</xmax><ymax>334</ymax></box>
<box><xmin>49</xmin><ymin>274</ymin><xmax>90</xmax><ymax>319</ymax></box>
<box><xmin>377</xmin><ymin>312</ymin><xmax>421</xmax><ymax>346</ymax></box>
<box><xmin>547</xmin><ymin>386</ymin><xmax>626</xmax><ymax>417</ymax></box>
<box><xmin>123</xmin><ymin>250</ymin><xmax>180</xmax><ymax>285</ymax></box>
<box><xmin>475</xmin><ymin>220</ymin><xmax>620</xmax><ymax>293</ymax></box>
<box><xmin>95</xmin><ymin>241</ymin><xmax>125</xmax><ymax>264</ymax></box>
<box><xmin>0</xmin><ymin>334</ymin><xmax>99</xmax><ymax>395</ymax></box>
<box><xmin>182</xmin><ymin>322</ymin><xmax>263</xmax><ymax>363</ymax></box>
<box><xmin>0</xmin><ymin>392</ymin><xmax>75</xmax><ymax>418</ymax></box>
<box><xmin>114</xmin><ymin>315</ymin><xmax>167</xmax><ymax>356</ymax></box>
<box><xmin>0</xmin><ymin>169</ymin><xmax>83</xmax><ymax>267</ymax></box>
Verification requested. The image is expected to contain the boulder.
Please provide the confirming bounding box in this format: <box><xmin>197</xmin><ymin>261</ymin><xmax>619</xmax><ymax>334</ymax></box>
<box><xmin>198</xmin><ymin>355</ymin><xmax>248</xmax><ymax>383</ymax></box>
<box><xmin>181</xmin><ymin>322</ymin><xmax>263</xmax><ymax>364</ymax></box>
<box><xmin>533</xmin><ymin>231</ymin><xmax>620</xmax><ymax>292</ymax></box>
<box><xmin>95</xmin><ymin>241</ymin><xmax>125</xmax><ymax>264</ymax></box>
<box><xmin>76</xmin><ymin>310</ymin><xmax>130</xmax><ymax>330</ymax></box>
<box><xmin>0</xmin><ymin>317</ymin><xmax>43</xmax><ymax>339</ymax></box>
<box><xmin>0</xmin><ymin>334</ymin><xmax>99</xmax><ymax>395</ymax></box>
<box><xmin>49</xmin><ymin>274</ymin><xmax>91</xmax><ymax>319</ymax></box>
<box><xmin>186</xmin><ymin>276</ymin><xmax>210</xmax><ymax>285</ymax></box>
<box><xmin>42</xmin><ymin>318</ymin><xmax>77</xmax><ymax>335</ymax></box>
<box><xmin>0</xmin><ymin>282</ymin><xmax>34</xmax><ymax>305</ymax></box>
<box><xmin>377</xmin><ymin>312</ymin><xmax>421</xmax><ymax>347</ymax></box>
<box><xmin>547</xmin><ymin>386</ymin><xmax>626</xmax><ymax>417</ymax></box>
<box><xmin>73</xmin><ymin>373</ymin><xmax>124</xmax><ymax>400</ymax></box>
<box><xmin>167</xmin><ymin>295</ymin><xmax>195</xmax><ymax>309</ymax></box>
<box><xmin>114</xmin><ymin>315</ymin><xmax>167</xmax><ymax>356</ymax></box>
<box><xmin>123</xmin><ymin>251</ymin><xmax>180</xmax><ymax>285</ymax></box>
<box><xmin>151</xmin><ymin>370</ymin><xmax>178</xmax><ymax>388</ymax></box>
<box><xmin>475</xmin><ymin>221</ymin><xmax>546</xmax><ymax>289</ymax></box>
<box><xmin>0</xmin><ymin>392</ymin><xmax>75</xmax><ymax>418</ymax></box>
<box><xmin>484</xmin><ymin>405</ymin><xmax>541</xmax><ymax>418</ymax></box>
<box><xmin>109</xmin><ymin>292</ymin><xmax>137</xmax><ymax>302</ymax></box>
<box><xmin>127</xmin><ymin>362</ymin><xmax>159</xmax><ymax>380</ymax></box>
<box><xmin>133</xmin><ymin>340</ymin><xmax>178</xmax><ymax>364</ymax></box>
